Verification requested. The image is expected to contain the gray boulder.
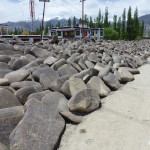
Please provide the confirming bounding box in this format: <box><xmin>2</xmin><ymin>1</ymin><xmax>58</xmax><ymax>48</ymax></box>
<box><xmin>0</xmin><ymin>78</ymin><xmax>9</xmax><ymax>86</ymax></box>
<box><xmin>118</xmin><ymin>67</ymin><xmax>134</xmax><ymax>82</ymax></box>
<box><xmin>11</xmin><ymin>58</ymin><xmax>30</xmax><ymax>70</ymax></box>
<box><xmin>44</xmin><ymin>56</ymin><xmax>58</xmax><ymax>65</ymax></box>
<box><xmin>94</xmin><ymin>62</ymin><xmax>105</xmax><ymax>71</ymax></box>
<box><xmin>39</xmin><ymin>70</ymin><xmax>60</xmax><ymax>90</ymax></box>
<box><xmin>103</xmin><ymin>73</ymin><xmax>121</xmax><ymax>90</ymax></box>
<box><xmin>87</xmin><ymin>76</ymin><xmax>111</xmax><ymax>97</ymax></box>
<box><xmin>15</xmin><ymin>86</ymin><xmax>43</xmax><ymax>104</ymax></box>
<box><xmin>27</xmin><ymin>90</ymin><xmax>52</xmax><ymax>101</ymax></box>
<box><xmin>4</xmin><ymin>69</ymin><xmax>30</xmax><ymax>83</ymax></box>
<box><xmin>0</xmin><ymin>62</ymin><xmax>10</xmax><ymax>69</ymax></box>
<box><xmin>85</xmin><ymin>60</ymin><xmax>95</xmax><ymax>69</ymax></box>
<box><xmin>58</xmin><ymin>64</ymin><xmax>78</xmax><ymax>77</ymax></box>
<box><xmin>9</xmin><ymin>98</ymin><xmax>65</xmax><ymax>150</ymax></box>
<box><xmin>113</xmin><ymin>55</ymin><xmax>121</xmax><ymax>63</ymax></box>
<box><xmin>49</xmin><ymin>75</ymin><xmax>70</xmax><ymax>92</ymax></box>
<box><xmin>51</xmin><ymin>58</ymin><xmax>68</xmax><ymax>70</ymax></box>
<box><xmin>0</xmin><ymin>69</ymin><xmax>13</xmax><ymax>78</ymax></box>
<box><xmin>32</xmin><ymin>67</ymin><xmax>59</xmax><ymax>81</ymax></box>
<box><xmin>10</xmin><ymin>81</ymin><xmax>42</xmax><ymax>90</ymax></box>
<box><xmin>31</xmin><ymin>46</ymin><xmax>49</xmax><ymax>58</ymax></box>
<box><xmin>0</xmin><ymin>43</ymin><xmax>13</xmax><ymax>51</ymax></box>
<box><xmin>68</xmin><ymin>89</ymin><xmax>101</xmax><ymax>112</ymax></box>
<box><xmin>0</xmin><ymin>143</ymin><xmax>8</xmax><ymax>150</ymax></box>
<box><xmin>22</xmin><ymin>61</ymin><xmax>38</xmax><ymax>70</ymax></box>
<box><xmin>119</xmin><ymin>67</ymin><xmax>140</xmax><ymax>74</ymax></box>
<box><xmin>69</xmin><ymin>76</ymin><xmax>87</xmax><ymax>96</ymax></box>
<box><xmin>98</xmin><ymin>65</ymin><xmax>111</xmax><ymax>78</ymax></box>
<box><xmin>58</xmin><ymin>96</ymin><xmax>83</xmax><ymax>123</ymax></box>
<box><xmin>0</xmin><ymin>106</ymin><xmax>24</xmax><ymax>149</ymax></box>
<box><xmin>61</xmin><ymin>80</ymin><xmax>71</xmax><ymax>97</ymax></box>
<box><xmin>0</xmin><ymin>88</ymin><xmax>21</xmax><ymax>109</ymax></box>
<box><xmin>0</xmin><ymin>55</ymin><xmax>11</xmax><ymax>63</ymax></box>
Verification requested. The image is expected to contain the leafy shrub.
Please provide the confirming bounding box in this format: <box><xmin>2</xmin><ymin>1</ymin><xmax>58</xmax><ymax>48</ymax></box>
<box><xmin>104</xmin><ymin>28</ymin><xmax>119</xmax><ymax>40</ymax></box>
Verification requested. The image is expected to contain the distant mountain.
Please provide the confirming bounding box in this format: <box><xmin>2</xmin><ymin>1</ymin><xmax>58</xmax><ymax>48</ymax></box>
<box><xmin>139</xmin><ymin>14</ymin><xmax>150</xmax><ymax>34</ymax></box>
<box><xmin>3</xmin><ymin>18</ymin><xmax>77</xmax><ymax>31</ymax></box>
<box><xmin>3</xmin><ymin>19</ymin><xmax>65</xmax><ymax>31</ymax></box>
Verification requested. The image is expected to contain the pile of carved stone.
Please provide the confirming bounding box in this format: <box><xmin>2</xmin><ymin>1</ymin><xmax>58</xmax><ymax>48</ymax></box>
<box><xmin>0</xmin><ymin>37</ymin><xmax>150</xmax><ymax>150</ymax></box>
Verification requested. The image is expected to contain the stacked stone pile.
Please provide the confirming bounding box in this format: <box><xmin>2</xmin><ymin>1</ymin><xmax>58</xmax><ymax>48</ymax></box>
<box><xmin>0</xmin><ymin>37</ymin><xmax>150</xmax><ymax>150</ymax></box>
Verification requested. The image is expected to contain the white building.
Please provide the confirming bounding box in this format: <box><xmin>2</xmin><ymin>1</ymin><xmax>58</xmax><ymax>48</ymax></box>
<box><xmin>49</xmin><ymin>26</ymin><xmax>104</xmax><ymax>39</ymax></box>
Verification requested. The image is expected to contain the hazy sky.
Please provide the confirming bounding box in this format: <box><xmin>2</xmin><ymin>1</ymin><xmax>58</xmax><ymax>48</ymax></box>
<box><xmin>0</xmin><ymin>0</ymin><xmax>149</xmax><ymax>23</ymax></box>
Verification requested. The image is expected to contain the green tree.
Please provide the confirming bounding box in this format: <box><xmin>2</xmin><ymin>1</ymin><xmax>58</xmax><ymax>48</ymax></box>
<box><xmin>101</xmin><ymin>15</ymin><xmax>104</xmax><ymax>28</ymax></box>
<box><xmin>126</xmin><ymin>6</ymin><xmax>132</xmax><ymax>40</ymax></box>
<box><xmin>113</xmin><ymin>15</ymin><xmax>117</xmax><ymax>31</ymax></box>
<box><xmin>121</xmin><ymin>8</ymin><xmax>126</xmax><ymax>39</ymax></box>
<box><xmin>133</xmin><ymin>7</ymin><xmax>139</xmax><ymax>39</ymax></box>
<box><xmin>45</xmin><ymin>23</ymin><xmax>49</xmax><ymax>35</ymax></box>
<box><xmin>84</xmin><ymin>14</ymin><xmax>89</xmax><ymax>27</ymax></box>
<box><xmin>14</xmin><ymin>27</ymin><xmax>17</xmax><ymax>35</ymax></box>
<box><xmin>89</xmin><ymin>16</ymin><xmax>94</xmax><ymax>28</ymax></box>
<box><xmin>56</xmin><ymin>21</ymin><xmax>61</xmax><ymax>27</ymax></box>
<box><xmin>73</xmin><ymin>16</ymin><xmax>76</xmax><ymax>26</ymax></box>
<box><xmin>96</xmin><ymin>9</ymin><xmax>102</xmax><ymax>28</ymax></box>
<box><xmin>116</xmin><ymin>17</ymin><xmax>122</xmax><ymax>39</ymax></box>
<box><xmin>35</xmin><ymin>25</ymin><xmax>42</xmax><ymax>35</ymax></box>
<box><xmin>104</xmin><ymin>7</ymin><xmax>109</xmax><ymax>28</ymax></box>
<box><xmin>68</xmin><ymin>18</ymin><xmax>71</xmax><ymax>26</ymax></box>
<box><xmin>79</xmin><ymin>18</ymin><xmax>82</xmax><ymax>24</ymax></box>
<box><xmin>139</xmin><ymin>21</ymin><xmax>144</xmax><ymax>38</ymax></box>
<box><xmin>104</xmin><ymin>28</ymin><xmax>119</xmax><ymax>40</ymax></box>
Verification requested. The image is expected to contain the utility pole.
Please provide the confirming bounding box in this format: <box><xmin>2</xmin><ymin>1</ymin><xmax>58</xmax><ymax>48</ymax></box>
<box><xmin>80</xmin><ymin>0</ymin><xmax>86</xmax><ymax>38</ymax></box>
<box><xmin>39</xmin><ymin>0</ymin><xmax>50</xmax><ymax>40</ymax></box>
<box><xmin>29</xmin><ymin>0</ymin><xmax>35</xmax><ymax>34</ymax></box>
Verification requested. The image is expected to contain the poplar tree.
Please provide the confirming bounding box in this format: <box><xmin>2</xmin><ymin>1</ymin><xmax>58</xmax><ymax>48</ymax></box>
<box><xmin>96</xmin><ymin>9</ymin><xmax>102</xmax><ymax>28</ymax></box>
<box><xmin>73</xmin><ymin>16</ymin><xmax>76</xmax><ymax>26</ymax></box>
<box><xmin>84</xmin><ymin>14</ymin><xmax>89</xmax><ymax>27</ymax></box>
<box><xmin>104</xmin><ymin>7</ymin><xmax>109</xmax><ymax>28</ymax></box>
<box><xmin>113</xmin><ymin>15</ymin><xmax>117</xmax><ymax>31</ymax></box>
<box><xmin>126</xmin><ymin>6</ymin><xmax>132</xmax><ymax>40</ymax></box>
<box><xmin>117</xmin><ymin>17</ymin><xmax>121</xmax><ymax>39</ymax></box>
<box><xmin>79</xmin><ymin>18</ymin><xmax>82</xmax><ymax>24</ymax></box>
<box><xmin>133</xmin><ymin>7</ymin><xmax>139</xmax><ymax>39</ymax></box>
<box><xmin>67</xmin><ymin>18</ymin><xmax>71</xmax><ymax>26</ymax></box>
<box><xmin>89</xmin><ymin>16</ymin><xmax>93</xmax><ymax>28</ymax></box>
<box><xmin>140</xmin><ymin>21</ymin><xmax>145</xmax><ymax>38</ymax></box>
<box><xmin>121</xmin><ymin>8</ymin><xmax>126</xmax><ymax>39</ymax></box>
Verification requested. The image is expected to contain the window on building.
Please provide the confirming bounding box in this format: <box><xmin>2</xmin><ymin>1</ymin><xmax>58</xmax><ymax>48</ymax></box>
<box><xmin>100</xmin><ymin>29</ymin><xmax>103</xmax><ymax>36</ymax></box>
<box><xmin>76</xmin><ymin>31</ymin><xmax>80</xmax><ymax>36</ymax></box>
<box><xmin>51</xmin><ymin>32</ymin><xmax>55</xmax><ymax>36</ymax></box>
<box><xmin>64</xmin><ymin>32</ymin><xmax>67</xmax><ymax>36</ymax></box>
<box><xmin>70</xmin><ymin>31</ymin><xmax>75</xmax><ymax>36</ymax></box>
<box><xmin>58</xmin><ymin>31</ymin><xmax>61</xmax><ymax>36</ymax></box>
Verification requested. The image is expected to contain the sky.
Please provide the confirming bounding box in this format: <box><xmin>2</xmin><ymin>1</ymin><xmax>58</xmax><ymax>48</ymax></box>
<box><xmin>0</xmin><ymin>0</ymin><xmax>149</xmax><ymax>23</ymax></box>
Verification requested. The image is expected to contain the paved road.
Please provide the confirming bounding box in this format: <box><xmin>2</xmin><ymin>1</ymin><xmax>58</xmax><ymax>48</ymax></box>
<box><xmin>58</xmin><ymin>62</ymin><xmax>150</xmax><ymax>150</ymax></box>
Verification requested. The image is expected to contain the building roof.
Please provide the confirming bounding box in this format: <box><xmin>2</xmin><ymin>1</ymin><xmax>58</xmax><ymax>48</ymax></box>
<box><xmin>50</xmin><ymin>27</ymin><xmax>102</xmax><ymax>32</ymax></box>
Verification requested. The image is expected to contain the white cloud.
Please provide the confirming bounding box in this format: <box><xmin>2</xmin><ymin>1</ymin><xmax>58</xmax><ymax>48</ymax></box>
<box><xmin>0</xmin><ymin>0</ymin><xmax>149</xmax><ymax>23</ymax></box>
